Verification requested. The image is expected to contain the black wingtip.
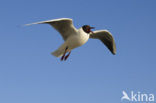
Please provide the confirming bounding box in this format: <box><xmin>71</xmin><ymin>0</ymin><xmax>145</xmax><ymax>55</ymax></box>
<box><xmin>112</xmin><ymin>51</ymin><xmax>116</xmax><ymax>55</ymax></box>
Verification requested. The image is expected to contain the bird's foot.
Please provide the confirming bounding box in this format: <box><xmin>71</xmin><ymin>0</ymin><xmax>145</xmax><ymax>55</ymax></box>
<box><xmin>64</xmin><ymin>51</ymin><xmax>71</xmax><ymax>61</ymax></box>
<box><xmin>60</xmin><ymin>47</ymin><xmax>69</xmax><ymax>61</ymax></box>
<box><xmin>61</xmin><ymin>55</ymin><xmax>65</xmax><ymax>61</ymax></box>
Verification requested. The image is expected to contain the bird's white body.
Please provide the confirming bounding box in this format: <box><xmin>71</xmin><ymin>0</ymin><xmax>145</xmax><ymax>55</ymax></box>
<box><xmin>66</xmin><ymin>28</ymin><xmax>89</xmax><ymax>49</ymax></box>
<box><xmin>52</xmin><ymin>28</ymin><xmax>89</xmax><ymax>57</ymax></box>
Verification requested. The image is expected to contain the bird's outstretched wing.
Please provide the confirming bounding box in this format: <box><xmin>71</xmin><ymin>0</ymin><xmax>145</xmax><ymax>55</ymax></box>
<box><xmin>25</xmin><ymin>18</ymin><xmax>77</xmax><ymax>41</ymax></box>
<box><xmin>90</xmin><ymin>30</ymin><xmax>116</xmax><ymax>55</ymax></box>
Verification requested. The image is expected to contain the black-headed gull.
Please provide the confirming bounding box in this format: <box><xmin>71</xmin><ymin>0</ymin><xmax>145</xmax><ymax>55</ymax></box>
<box><xmin>26</xmin><ymin>18</ymin><xmax>116</xmax><ymax>61</ymax></box>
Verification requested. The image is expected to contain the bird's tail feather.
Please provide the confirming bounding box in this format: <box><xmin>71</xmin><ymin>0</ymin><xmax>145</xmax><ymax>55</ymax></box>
<box><xmin>51</xmin><ymin>49</ymin><xmax>64</xmax><ymax>57</ymax></box>
<box><xmin>51</xmin><ymin>43</ymin><xmax>67</xmax><ymax>57</ymax></box>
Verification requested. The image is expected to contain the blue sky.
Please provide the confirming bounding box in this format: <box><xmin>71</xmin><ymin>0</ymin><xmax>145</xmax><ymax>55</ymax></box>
<box><xmin>0</xmin><ymin>0</ymin><xmax>156</xmax><ymax>103</ymax></box>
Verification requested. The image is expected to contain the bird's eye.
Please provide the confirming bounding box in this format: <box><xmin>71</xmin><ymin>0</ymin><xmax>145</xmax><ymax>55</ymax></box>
<box><xmin>86</xmin><ymin>26</ymin><xmax>90</xmax><ymax>30</ymax></box>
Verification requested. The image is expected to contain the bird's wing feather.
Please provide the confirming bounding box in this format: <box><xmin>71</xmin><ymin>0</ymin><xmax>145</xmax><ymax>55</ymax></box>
<box><xmin>25</xmin><ymin>18</ymin><xmax>77</xmax><ymax>40</ymax></box>
<box><xmin>90</xmin><ymin>30</ymin><xmax>116</xmax><ymax>55</ymax></box>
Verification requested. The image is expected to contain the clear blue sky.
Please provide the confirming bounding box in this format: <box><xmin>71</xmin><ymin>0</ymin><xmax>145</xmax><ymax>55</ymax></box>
<box><xmin>0</xmin><ymin>0</ymin><xmax>156</xmax><ymax>103</ymax></box>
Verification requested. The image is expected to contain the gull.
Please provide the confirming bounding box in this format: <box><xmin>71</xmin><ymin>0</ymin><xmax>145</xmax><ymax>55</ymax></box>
<box><xmin>25</xmin><ymin>18</ymin><xmax>116</xmax><ymax>61</ymax></box>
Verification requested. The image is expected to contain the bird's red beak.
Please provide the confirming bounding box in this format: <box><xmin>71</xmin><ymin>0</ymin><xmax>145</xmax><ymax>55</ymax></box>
<box><xmin>90</xmin><ymin>27</ymin><xmax>95</xmax><ymax>29</ymax></box>
<box><xmin>90</xmin><ymin>27</ymin><xmax>95</xmax><ymax>34</ymax></box>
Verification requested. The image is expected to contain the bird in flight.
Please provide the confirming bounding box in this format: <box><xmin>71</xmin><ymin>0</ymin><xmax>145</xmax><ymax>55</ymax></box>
<box><xmin>25</xmin><ymin>18</ymin><xmax>116</xmax><ymax>61</ymax></box>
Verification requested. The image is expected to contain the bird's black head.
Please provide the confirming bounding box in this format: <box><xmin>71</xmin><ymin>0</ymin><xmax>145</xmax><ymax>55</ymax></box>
<box><xmin>82</xmin><ymin>25</ymin><xmax>95</xmax><ymax>34</ymax></box>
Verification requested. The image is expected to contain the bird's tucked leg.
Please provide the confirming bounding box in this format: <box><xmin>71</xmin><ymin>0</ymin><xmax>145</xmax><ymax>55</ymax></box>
<box><xmin>61</xmin><ymin>47</ymin><xmax>68</xmax><ymax>61</ymax></box>
<box><xmin>64</xmin><ymin>51</ymin><xmax>71</xmax><ymax>61</ymax></box>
